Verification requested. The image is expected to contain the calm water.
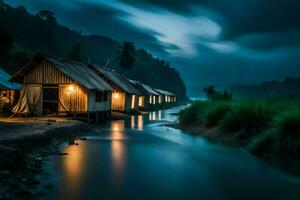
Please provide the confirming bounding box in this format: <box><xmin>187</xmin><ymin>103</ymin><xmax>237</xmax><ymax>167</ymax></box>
<box><xmin>37</xmin><ymin>106</ymin><xmax>300</xmax><ymax>200</ymax></box>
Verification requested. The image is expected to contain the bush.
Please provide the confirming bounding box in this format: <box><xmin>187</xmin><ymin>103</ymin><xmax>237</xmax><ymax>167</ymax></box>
<box><xmin>250</xmin><ymin>110</ymin><xmax>300</xmax><ymax>159</ymax></box>
<box><xmin>220</xmin><ymin>100</ymin><xmax>275</xmax><ymax>136</ymax></box>
<box><xmin>275</xmin><ymin>110</ymin><xmax>300</xmax><ymax>137</ymax></box>
<box><xmin>204</xmin><ymin>102</ymin><xmax>231</xmax><ymax>128</ymax></box>
<box><xmin>249</xmin><ymin>131</ymin><xmax>279</xmax><ymax>156</ymax></box>
<box><xmin>179</xmin><ymin>101</ymin><xmax>208</xmax><ymax>126</ymax></box>
<box><xmin>275</xmin><ymin>110</ymin><xmax>300</xmax><ymax>158</ymax></box>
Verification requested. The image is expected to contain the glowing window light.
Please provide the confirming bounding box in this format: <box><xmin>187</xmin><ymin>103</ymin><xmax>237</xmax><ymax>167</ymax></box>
<box><xmin>131</xmin><ymin>95</ymin><xmax>136</xmax><ymax>109</ymax></box>
<box><xmin>113</xmin><ymin>92</ymin><xmax>119</xmax><ymax>99</ymax></box>
<box><xmin>67</xmin><ymin>85</ymin><xmax>75</xmax><ymax>93</ymax></box>
<box><xmin>138</xmin><ymin>96</ymin><xmax>144</xmax><ymax>107</ymax></box>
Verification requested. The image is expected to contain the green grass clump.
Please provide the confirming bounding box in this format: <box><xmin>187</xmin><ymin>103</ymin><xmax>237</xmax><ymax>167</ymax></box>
<box><xmin>275</xmin><ymin>110</ymin><xmax>300</xmax><ymax>158</ymax></box>
<box><xmin>179</xmin><ymin>101</ymin><xmax>208</xmax><ymax>126</ymax></box>
<box><xmin>249</xmin><ymin>131</ymin><xmax>279</xmax><ymax>156</ymax></box>
<box><xmin>220</xmin><ymin>100</ymin><xmax>275</xmax><ymax>136</ymax></box>
<box><xmin>250</xmin><ymin>110</ymin><xmax>300</xmax><ymax>158</ymax></box>
<box><xmin>204</xmin><ymin>102</ymin><xmax>231</xmax><ymax>128</ymax></box>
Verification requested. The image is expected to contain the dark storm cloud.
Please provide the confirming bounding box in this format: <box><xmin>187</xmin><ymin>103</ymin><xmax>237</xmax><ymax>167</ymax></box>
<box><xmin>120</xmin><ymin>0</ymin><xmax>300</xmax><ymax>39</ymax></box>
<box><xmin>5</xmin><ymin>0</ymin><xmax>300</xmax><ymax>95</ymax></box>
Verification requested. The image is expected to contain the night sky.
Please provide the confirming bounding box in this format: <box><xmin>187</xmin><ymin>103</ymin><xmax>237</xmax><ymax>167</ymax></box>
<box><xmin>5</xmin><ymin>0</ymin><xmax>300</xmax><ymax>91</ymax></box>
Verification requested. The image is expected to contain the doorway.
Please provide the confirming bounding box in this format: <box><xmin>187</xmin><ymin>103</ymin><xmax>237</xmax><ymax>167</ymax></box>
<box><xmin>43</xmin><ymin>85</ymin><xmax>59</xmax><ymax>115</ymax></box>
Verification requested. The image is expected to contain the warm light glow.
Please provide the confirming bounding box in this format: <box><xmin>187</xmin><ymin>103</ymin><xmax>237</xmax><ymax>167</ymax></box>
<box><xmin>113</xmin><ymin>92</ymin><xmax>120</xmax><ymax>99</ymax></box>
<box><xmin>67</xmin><ymin>85</ymin><xmax>75</xmax><ymax>93</ymax></box>
<box><xmin>131</xmin><ymin>95</ymin><xmax>136</xmax><ymax>109</ymax></box>
<box><xmin>131</xmin><ymin>116</ymin><xmax>135</xmax><ymax>129</ymax></box>
<box><xmin>138</xmin><ymin>96</ymin><xmax>144</xmax><ymax>107</ymax></box>
<box><xmin>138</xmin><ymin>115</ymin><xmax>143</xmax><ymax>130</ymax></box>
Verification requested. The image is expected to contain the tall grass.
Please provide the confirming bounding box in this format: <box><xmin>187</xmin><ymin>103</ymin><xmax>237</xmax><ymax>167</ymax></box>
<box><xmin>220</xmin><ymin>100</ymin><xmax>275</xmax><ymax>136</ymax></box>
<box><xmin>179</xmin><ymin>101</ymin><xmax>208</xmax><ymax>126</ymax></box>
<box><xmin>179</xmin><ymin>98</ymin><xmax>300</xmax><ymax>159</ymax></box>
<box><xmin>204</xmin><ymin>101</ymin><xmax>231</xmax><ymax>128</ymax></box>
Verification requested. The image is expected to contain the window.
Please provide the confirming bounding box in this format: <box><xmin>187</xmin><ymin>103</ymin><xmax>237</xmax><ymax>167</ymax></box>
<box><xmin>96</xmin><ymin>91</ymin><xmax>103</xmax><ymax>102</ymax></box>
<box><xmin>103</xmin><ymin>92</ymin><xmax>108</xmax><ymax>102</ymax></box>
<box><xmin>131</xmin><ymin>95</ymin><xmax>136</xmax><ymax>109</ymax></box>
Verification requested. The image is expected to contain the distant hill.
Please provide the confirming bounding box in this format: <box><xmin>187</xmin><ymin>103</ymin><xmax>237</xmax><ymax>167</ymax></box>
<box><xmin>0</xmin><ymin>3</ymin><xmax>187</xmax><ymax>100</ymax></box>
<box><xmin>230</xmin><ymin>77</ymin><xmax>300</xmax><ymax>98</ymax></box>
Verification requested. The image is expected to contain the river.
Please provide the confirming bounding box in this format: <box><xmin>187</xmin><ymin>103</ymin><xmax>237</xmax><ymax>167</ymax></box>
<box><xmin>36</xmin><ymin>106</ymin><xmax>300</xmax><ymax>200</ymax></box>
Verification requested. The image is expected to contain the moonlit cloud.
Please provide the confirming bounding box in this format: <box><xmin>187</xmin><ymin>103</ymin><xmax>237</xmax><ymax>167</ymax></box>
<box><xmin>82</xmin><ymin>0</ymin><xmax>223</xmax><ymax>57</ymax></box>
<box><xmin>5</xmin><ymin>0</ymin><xmax>300</xmax><ymax>93</ymax></box>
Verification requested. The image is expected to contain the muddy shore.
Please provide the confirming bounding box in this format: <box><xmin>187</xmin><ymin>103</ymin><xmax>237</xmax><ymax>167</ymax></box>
<box><xmin>0</xmin><ymin>117</ymin><xmax>102</xmax><ymax>200</ymax></box>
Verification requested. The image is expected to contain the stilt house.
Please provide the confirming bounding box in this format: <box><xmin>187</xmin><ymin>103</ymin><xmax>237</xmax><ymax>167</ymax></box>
<box><xmin>129</xmin><ymin>80</ymin><xmax>160</xmax><ymax>110</ymax></box>
<box><xmin>89</xmin><ymin>65</ymin><xmax>143</xmax><ymax>113</ymax></box>
<box><xmin>11</xmin><ymin>54</ymin><xmax>113</xmax><ymax>119</ymax></box>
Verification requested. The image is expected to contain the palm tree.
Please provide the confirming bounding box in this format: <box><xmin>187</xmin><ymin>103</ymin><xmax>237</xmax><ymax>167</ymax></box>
<box><xmin>117</xmin><ymin>41</ymin><xmax>136</xmax><ymax>69</ymax></box>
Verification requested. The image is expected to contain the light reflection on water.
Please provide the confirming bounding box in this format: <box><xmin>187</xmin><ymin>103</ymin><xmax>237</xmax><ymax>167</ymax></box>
<box><xmin>149</xmin><ymin>110</ymin><xmax>162</xmax><ymax>121</ymax></box>
<box><xmin>62</xmin><ymin>141</ymin><xmax>86</xmax><ymax>194</ymax></box>
<box><xmin>37</xmin><ymin>105</ymin><xmax>300</xmax><ymax>200</ymax></box>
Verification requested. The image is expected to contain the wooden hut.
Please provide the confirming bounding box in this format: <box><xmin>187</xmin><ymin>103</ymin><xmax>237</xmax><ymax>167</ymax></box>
<box><xmin>0</xmin><ymin>68</ymin><xmax>20</xmax><ymax>110</ymax></box>
<box><xmin>89</xmin><ymin>65</ymin><xmax>143</xmax><ymax>113</ymax></box>
<box><xmin>154</xmin><ymin>89</ymin><xmax>176</xmax><ymax>104</ymax></box>
<box><xmin>11</xmin><ymin>54</ymin><xmax>113</xmax><ymax>120</ymax></box>
<box><xmin>129</xmin><ymin>80</ymin><xmax>160</xmax><ymax>110</ymax></box>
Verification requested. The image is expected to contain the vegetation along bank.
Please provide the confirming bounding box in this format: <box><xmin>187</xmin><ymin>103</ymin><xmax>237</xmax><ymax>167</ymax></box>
<box><xmin>178</xmin><ymin>98</ymin><xmax>300</xmax><ymax>160</ymax></box>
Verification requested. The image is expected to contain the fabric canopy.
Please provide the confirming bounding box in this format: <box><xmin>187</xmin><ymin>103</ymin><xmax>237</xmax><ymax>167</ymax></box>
<box><xmin>12</xmin><ymin>85</ymin><xmax>42</xmax><ymax>116</ymax></box>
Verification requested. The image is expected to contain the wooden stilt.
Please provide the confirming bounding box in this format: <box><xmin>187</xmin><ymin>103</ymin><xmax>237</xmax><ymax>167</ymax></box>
<box><xmin>96</xmin><ymin>112</ymin><xmax>99</xmax><ymax>123</ymax></box>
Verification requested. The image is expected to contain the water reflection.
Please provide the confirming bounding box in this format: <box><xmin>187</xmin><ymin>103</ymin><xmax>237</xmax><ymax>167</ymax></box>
<box><xmin>149</xmin><ymin>111</ymin><xmax>162</xmax><ymax>121</ymax></box>
<box><xmin>111</xmin><ymin>120</ymin><xmax>126</xmax><ymax>140</ymax></box>
<box><xmin>138</xmin><ymin>115</ymin><xmax>143</xmax><ymax>131</ymax></box>
<box><xmin>130</xmin><ymin>115</ymin><xmax>144</xmax><ymax>131</ymax></box>
<box><xmin>63</xmin><ymin>141</ymin><xmax>86</xmax><ymax>194</ymax></box>
<box><xmin>110</xmin><ymin>120</ymin><xmax>126</xmax><ymax>185</ymax></box>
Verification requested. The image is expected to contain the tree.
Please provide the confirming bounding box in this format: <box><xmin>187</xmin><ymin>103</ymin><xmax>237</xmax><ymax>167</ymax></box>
<box><xmin>68</xmin><ymin>42</ymin><xmax>82</xmax><ymax>61</ymax></box>
<box><xmin>203</xmin><ymin>85</ymin><xmax>217</xmax><ymax>100</ymax></box>
<box><xmin>37</xmin><ymin>10</ymin><xmax>57</xmax><ymax>24</ymax></box>
<box><xmin>203</xmin><ymin>85</ymin><xmax>232</xmax><ymax>101</ymax></box>
<box><xmin>117</xmin><ymin>41</ymin><xmax>136</xmax><ymax>69</ymax></box>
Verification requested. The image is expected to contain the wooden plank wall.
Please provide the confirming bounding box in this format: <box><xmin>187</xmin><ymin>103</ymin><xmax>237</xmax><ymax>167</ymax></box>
<box><xmin>58</xmin><ymin>84</ymin><xmax>88</xmax><ymax>112</ymax></box>
<box><xmin>24</xmin><ymin>59</ymin><xmax>88</xmax><ymax>112</ymax></box>
<box><xmin>111</xmin><ymin>91</ymin><xmax>125</xmax><ymax>111</ymax></box>
<box><xmin>24</xmin><ymin>60</ymin><xmax>73</xmax><ymax>84</ymax></box>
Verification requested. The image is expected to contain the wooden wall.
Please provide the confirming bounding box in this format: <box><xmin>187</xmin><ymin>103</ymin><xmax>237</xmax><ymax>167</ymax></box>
<box><xmin>23</xmin><ymin>59</ymin><xmax>89</xmax><ymax>112</ymax></box>
<box><xmin>24</xmin><ymin>60</ymin><xmax>73</xmax><ymax>84</ymax></box>
<box><xmin>111</xmin><ymin>91</ymin><xmax>126</xmax><ymax>111</ymax></box>
<box><xmin>58</xmin><ymin>84</ymin><xmax>88</xmax><ymax>112</ymax></box>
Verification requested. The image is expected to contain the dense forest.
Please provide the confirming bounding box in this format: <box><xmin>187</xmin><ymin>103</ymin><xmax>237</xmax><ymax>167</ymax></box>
<box><xmin>230</xmin><ymin>77</ymin><xmax>300</xmax><ymax>98</ymax></box>
<box><xmin>0</xmin><ymin>2</ymin><xmax>187</xmax><ymax>100</ymax></box>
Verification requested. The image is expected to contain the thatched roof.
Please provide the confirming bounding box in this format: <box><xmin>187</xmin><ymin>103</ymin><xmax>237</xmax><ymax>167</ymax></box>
<box><xmin>0</xmin><ymin>68</ymin><xmax>20</xmax><ymax>90</ymax></box>
<box><xmin>90</xmin><ymin>65</ymin><xmax>142</xmax><ymax>95</ymax></box>
<box><xmin>11</xmin><ymin>54</ymin><xmax>112</xmax><ymax>91</ymax></box>
<box><xmin>129</xmin><ymin>80</ymin><xmax>159</xmax><ymax>96</ymax></box>
<box><xmin>154</xmin><ymin>88</ymin><xmax>175</xmax><ymax>96</ymax></box>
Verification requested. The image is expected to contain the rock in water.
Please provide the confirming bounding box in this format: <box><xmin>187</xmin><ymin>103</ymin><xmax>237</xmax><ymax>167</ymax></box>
<box><xmin>68</xmin><ymin>140</ymin><xmax>75</xmax><ymax>145</ymax></box>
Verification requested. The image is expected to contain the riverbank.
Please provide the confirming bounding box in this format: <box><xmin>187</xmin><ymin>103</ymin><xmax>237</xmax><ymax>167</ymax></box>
<box><xmin>0</xmin><ymin>117</ymin><xmax>101</xmax><ymax>200</ymax></box>
<box><xmin>177</xmin><ymin>99</ymin><xmax>300</xmax><ymax>161</ymax></box>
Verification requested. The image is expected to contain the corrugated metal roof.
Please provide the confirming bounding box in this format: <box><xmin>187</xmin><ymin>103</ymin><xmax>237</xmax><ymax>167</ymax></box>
<box><xmin>12</xmin><ymin>54</ymin><xmax>112</xmax><ymax>91</ymax></box>
<box><xmin>44</xmin><ymin>55</ymin><xmax>112</xmax><ymax>91</ymax></box>
<box><xmin>154</xmin><ymin>88</ymin><xmax>175</xmax><ymax>96</ymax></box>
<box><xmin>91</xmin><ymin>65</ymin><xmax>142</xmax><ymax>95</ymax></box>
<box><xmin>129</xmin><ymin>80</ymin><xmax>159</xmax><ymax>95</ymax></box>
<box><xmin>0</xmin><ymin>68</ymin><xmax>20</xmax><ymax>90</ymax></box>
